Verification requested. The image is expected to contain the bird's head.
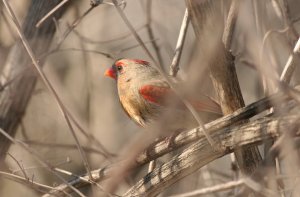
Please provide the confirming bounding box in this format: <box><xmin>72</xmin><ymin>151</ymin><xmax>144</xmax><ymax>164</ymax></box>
<box><xmin>104</xmin><ymin>59</ymin><xmax>151</xmax><ymax>81</ymax></box>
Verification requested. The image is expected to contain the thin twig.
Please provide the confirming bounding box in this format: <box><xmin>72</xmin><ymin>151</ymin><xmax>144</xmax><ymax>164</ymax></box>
<box><xmin>72</xmin><ymin>24</ymin><xmax>146</xmax><ymax>44</ymax></box>
<box><xmin>2</xmin><ymin>0</ymin><xmax>93</xmax><ymax>180</ymax></box>
<box><xmin>145</xmin><ymin>0</ymin><xmax>163</xmax><ymax>66</ymax></box>
<box><xmin>56</xmin><ymin>5</ymin><xmax>96</xmax><ymax>49</ymax></box>
<box><xmin>53</xmin><ymin>167</ymin><xmax>114</xmax><ymax>196</ymax></box>
<box><xmin>24</xmin><ymin>140</ymin><xmax>109</xmax><ymax>156</ymax></box>
<box><xmin>12</xmin><ymin>158</ymin><xmax>71</xmax><ymax>174</ymax></box>
<box><xmin>280</xmin><ymin>0</ymin><xmax>299</xmax><ymax>40</ymax></box>
<box><xmin>7</xmin><ymin>153</ymin><xmax>29</xmax><ymax>180</ymax></box>
<box><xmin>0</xmin><ymin>171</ymin><xmax>54</xmax><ymax>193</ymax></box>
<box><xmin>280</xmin><ymin>37</ymin><xmax>300</xmax><ymax>83</ymax></box>
<box><xmin>35</xmin><ymin>0</ymin><xmax>70</xmax><ymax>28</ymax></box>
<box><xmin>222</xmin><ymin>0</ymin><xmax>240</xmax><ymax>50</ymax></box>
<box><xmin>42</xmin><ymin>48</ymin><xmax>115</xmax><ymax>59</ymax></box>
<box><xmin>42</xmin><ymin>167</ymin><xmax>109</xmax><ymax>197</ymax></box>
<box><xmin>118</xmin><ymin>38</ymin><xmax>159</xmax><ymax>53</ymax></box>
<box><xmin>0</xmin><ymin>127</ymin><xmax>85</xmax><ymax>197</ymax></box>
<box><xmin>169</xmin><ymin>8</ymin><xmax>190</xmax><ymax>77</ymax></box>
<box><xmin>169</xmin><ymin>179</ymin><xmax>244</xmax><ymax>197</ymax></box>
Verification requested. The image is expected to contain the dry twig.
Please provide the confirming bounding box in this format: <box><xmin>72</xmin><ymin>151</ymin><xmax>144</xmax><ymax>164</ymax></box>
<box><xmin>2</xmin><ymin>0</ymin><xmax>93</xmax><ymax>180</ymax></box>
<box><xmin>169</xmin><ymin>8</ymin><xmax>190</xmax><ymax>77</ymax></box>
<box><xmin>35</xmin><ymin>0</ymin><xmax>70</xmax><ymax>28</ymax></box>
<box><xmin>0</xmin><ymin>127</ymin><xmax>86</xmax><ymax>197</ymax></box>
<box><xmin>280</xmin><ymin>37</ymin><xmax>300</xmax><ymax>83</ymax></box>
<box><xmin>169</xmin><ymin>179</ymin><xmax>244</xmax><ymax>197</ymax></box>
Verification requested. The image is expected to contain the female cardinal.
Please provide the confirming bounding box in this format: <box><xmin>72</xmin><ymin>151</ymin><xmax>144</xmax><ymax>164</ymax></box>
<box><xmin>105</xmin><ymin>59</ymin><xmax>222</xmax><ymax>132</ymax></box>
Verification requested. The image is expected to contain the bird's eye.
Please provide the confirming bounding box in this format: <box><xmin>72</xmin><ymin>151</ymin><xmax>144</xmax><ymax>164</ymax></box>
<box><xmin>117</xmin><ymin>66</ymin><xmax>123</xmax><ymax>71</ymax></box>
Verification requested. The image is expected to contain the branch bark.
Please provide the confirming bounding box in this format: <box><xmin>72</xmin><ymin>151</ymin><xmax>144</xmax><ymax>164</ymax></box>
<box><xmin>123</xmin><ymin>113</ymin><xmax>298</xmax><ymax>197</ymax></box>
<box><xmin>186</xmin><ymin>0</ymin><xmax>262</xmax><ymax>175</ymax></box>
<box><xmin>42</xmin><ymin>86</ymin><xmax>298</xmax><ymax>196</ymax></box>
<box><xmin>0</xmin><ymin>0</ymin><xmax>68</xmax><ymax>160</ymax></box>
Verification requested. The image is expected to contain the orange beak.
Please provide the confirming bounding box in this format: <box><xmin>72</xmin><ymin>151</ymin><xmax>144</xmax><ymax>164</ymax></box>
<box><xmin>104</xmin><ymin>68</ymin><xmax>117</xmax><ymax>80</ymax></box>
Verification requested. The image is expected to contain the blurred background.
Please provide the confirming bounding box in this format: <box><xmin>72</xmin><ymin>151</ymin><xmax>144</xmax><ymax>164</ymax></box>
<box><xmin>0</xmin><ymin>0</ymin><xmax>299</xmax><ymax>196</ymax></box>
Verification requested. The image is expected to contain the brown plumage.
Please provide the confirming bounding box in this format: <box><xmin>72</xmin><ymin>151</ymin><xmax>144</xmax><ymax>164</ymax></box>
<box><xmin>105</xmin><ymin>59</ymin><xmax>222</xmax><ymax>132</ymax></box>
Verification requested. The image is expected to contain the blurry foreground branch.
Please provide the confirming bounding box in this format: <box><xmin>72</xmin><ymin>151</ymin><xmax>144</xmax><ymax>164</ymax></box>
<box><xmin>0</xmin><ymin>0</ymin><xmax>68</xmax><ymax>160</ymax></box>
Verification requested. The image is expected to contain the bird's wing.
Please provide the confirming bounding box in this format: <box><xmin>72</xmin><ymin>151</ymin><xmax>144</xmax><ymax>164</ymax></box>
<box><xmin>139</xmin><ymin>84</ymin><xmax>222</xmax><ymax>115</ymax></box>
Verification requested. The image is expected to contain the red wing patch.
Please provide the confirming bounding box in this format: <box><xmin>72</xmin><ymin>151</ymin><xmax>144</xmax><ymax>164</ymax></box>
<box><xmin>139</xmin><ymin>85</ymin><xmax>222</xmax><ymax>114</ymax></box>
<box><xmin>139</xmin><ymin>85</ymin><xmax>171</xmax><ymax>105</ymax></box>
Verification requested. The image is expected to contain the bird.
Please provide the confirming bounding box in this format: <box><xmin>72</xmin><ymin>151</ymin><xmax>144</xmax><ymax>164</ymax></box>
<box><xmin>104</xmin><ymin>58</ymin><xmax>222</xmax><ymax>133</ymax></box>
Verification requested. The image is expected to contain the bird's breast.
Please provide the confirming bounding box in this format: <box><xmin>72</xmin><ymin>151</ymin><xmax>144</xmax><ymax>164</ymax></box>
<box><xmin>118</xmin><ymin>87</ymin><xmax>159</xmax><ymax>127</ymax></box>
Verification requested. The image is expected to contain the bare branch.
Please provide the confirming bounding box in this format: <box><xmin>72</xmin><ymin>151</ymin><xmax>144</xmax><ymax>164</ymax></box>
<box><xmin>169</xmin><ymin>8</ymin><xmax>190</xmax><ymax>77</ymax></box>
<box><xmin>0</xmin><ymin>127</ymin><xmax>86</xmax><ymax>197</ymax></box>
<box><xmin>43</xmin><ymin>87</ymin><xmax>298</xmax><ymax>196</ymax></box>
<box><xmin>0</xmin><ymin>0</ymin><xmax>67</xmax><ymax>161</ymax></box>
<box><xmin>169</xmin><ymin>179</ymin><xmax>244</xmax><ymax>197</ymax></box>
<box><xmin>186</xmin><ymin>0</ymin><xmax>262</xmax><ymax>175</ymax></box>
<box><xmin>55</xmin><ymin>5</ymin><xmax>96</xmax><ymax>49</ymax></box>
<box><xmin>222</xmin><ymin>0</ymin><xmax>240</xmax><ymax>50</ymax></box>
<box><xmin>136</xmin><ymin>88</ymin><xmax>292</xmax><ymax>164</ymax></box>
<box><xmin>6</xmin><ymin>153</ymin><xmax>29</xmax><ymax>180</ymax></box>
<box><xmin>145</xmin><ymin>0</ymin><xmax>163</xmax><ymax>66</ymax></box>
<box><xmin>123</xmin><ymin>113</ymin><xmax>299</xmax><ymax>197</ymax></box>
<box><xmin>280</xmin><ymin>37</ymin><xmax>300</xmax><ymax>83</ymax></box>
<box><xmin>0</xmin><ymin>171</ymin><xmax>54</xmax><ymax>194</ymax></box>
<box><xmin>72</xmin><ymin>24</ymin><xmax>146</xmax><ymax>44</ymax></box>
<box><xmin>35</xmin><ymin>0</ymin><xmax>70</xmax><ymax>28</ymax></box>
<box><xmin>2</xmin><ymin>0</ymin><xmax>93</xmax><ymax>180</ymax></box>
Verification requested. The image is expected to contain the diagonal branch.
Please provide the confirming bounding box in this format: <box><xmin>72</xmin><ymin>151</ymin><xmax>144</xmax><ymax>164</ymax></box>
<box><xmin>280</xmin><ymin>37</ymin><xmax>300</xmax><ymax>83</ymax></box>
<box><xmin>123</xmin><ymin>113</ymin><xmax>299</xmax><ymax>197</ymax></box>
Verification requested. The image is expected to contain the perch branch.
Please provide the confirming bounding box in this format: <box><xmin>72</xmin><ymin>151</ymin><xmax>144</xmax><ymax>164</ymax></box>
<box><xmin>123</xmin><ymin>114</ymin><xmax>299</xmax><ymax>197</ymax></box>
<box><xmin>42</xmin><ymin>87</ymin><xmax>297</xmax><ymax>196</ymax></box>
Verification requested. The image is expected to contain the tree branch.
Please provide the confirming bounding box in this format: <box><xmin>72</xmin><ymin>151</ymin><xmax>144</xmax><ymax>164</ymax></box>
<box><xmin>123</xmin><ymin>113</ymin><xmax>299</xmax><ymax>197</ymax></box>
<box><xmin>186</xmin><ymin>0</ymin><xmax>262</xmax><ymax>175</ymax></box>
<box><xmin>0</xmin><ymin>0</ymin><xmax>68</xmax><ymax>160</ymax></box>
<box><xmin>42</xmin><ymin>87</ymin><xmax>298</xmax><ymax>196</ymax></box>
